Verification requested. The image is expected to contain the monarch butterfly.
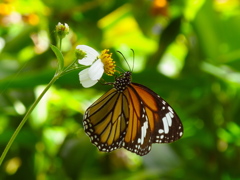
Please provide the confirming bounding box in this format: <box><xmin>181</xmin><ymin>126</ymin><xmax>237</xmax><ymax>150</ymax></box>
<box><xmin>83</xmin><ymin>70</ymin><xmax>183</xmax><ymax>156</ymax></box>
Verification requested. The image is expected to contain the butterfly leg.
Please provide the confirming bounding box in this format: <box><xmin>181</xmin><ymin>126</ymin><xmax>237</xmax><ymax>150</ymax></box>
<box><xmin>98</xmin><ymin>78</ymin><xmax>114</xmax><ymax>86</ymax></box>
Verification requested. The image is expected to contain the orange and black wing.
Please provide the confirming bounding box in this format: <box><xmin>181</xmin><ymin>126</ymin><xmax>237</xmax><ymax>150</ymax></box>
<box><xmin>83</xmin><ymin>70</ymin><xmax>183</xmax><ymax>156</ymax></box>
<box><xmin>121</xmin><ymin>83</ymin><xmax>183</xmax><ymax>156</ymax></box>
<box><xmin>83</xmin><ymin>88</ymin><xmax>129</xmax><ymax>152</ymax></box>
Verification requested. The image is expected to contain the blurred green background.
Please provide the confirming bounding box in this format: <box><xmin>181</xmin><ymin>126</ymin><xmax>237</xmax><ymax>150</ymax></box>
<box><xmin>1</xmin><ymin>0</ymin><xmax>240</xmax><ymax>179</ymax></box>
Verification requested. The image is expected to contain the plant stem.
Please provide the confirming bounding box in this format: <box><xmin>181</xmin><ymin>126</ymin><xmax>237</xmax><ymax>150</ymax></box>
<box><xmin>0</xmin><ymin>74</ymin><xmax>60</xmax><ymax>166</ymax></box>
<box><xmin>59</xmin><ymin>37</ymin><xmax>62</xmax><ymax>50</ymax></box>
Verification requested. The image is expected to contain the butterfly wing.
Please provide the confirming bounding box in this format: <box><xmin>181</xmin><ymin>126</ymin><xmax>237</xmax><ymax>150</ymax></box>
<box><xmin>122</xmin><ymin>83</ymin><xmax>183</xmax><ymax>156</ymax></box>
<box><xmin>83</xmin><ymin>88</ymin><xmax>129</xmax><ymax>152</ymax></box>
<box><xmin>83</xmin><ymin>79</ymin><xmax>183</xmax><ymax>156</ymax></box>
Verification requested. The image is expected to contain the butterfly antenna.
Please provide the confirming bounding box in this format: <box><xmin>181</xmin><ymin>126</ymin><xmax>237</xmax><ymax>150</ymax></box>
<box><xmin>130</xmin><ymin>49</ymin><xmax>135</xmax><ymax>72</ymax></box>
<box><xmin>116</xmin><ymin>65</ymin><xmax>126</xmax><ymax>73</ymax></box>
<box><xmin>117</xmin><ymin>50</ymin><xmax>132</xmax><ymax>72</ymax></box>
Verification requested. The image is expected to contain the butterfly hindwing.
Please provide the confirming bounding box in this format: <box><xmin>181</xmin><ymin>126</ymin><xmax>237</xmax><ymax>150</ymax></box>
<box><xmin>83</xmin><ymin>88</ymin><xmax>129</xmax><ymax>153</ymax></box>
<box><xmin>121</xmin><ymin>84</ymin><xmax>153</xmax><ymax>156</ymax></box>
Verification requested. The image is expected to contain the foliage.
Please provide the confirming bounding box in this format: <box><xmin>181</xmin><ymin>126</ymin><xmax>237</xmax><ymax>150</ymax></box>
<box><xmin>1</xmin><ymin>0</ymin><xmax>240</xmax><ymax>179</ymax></box>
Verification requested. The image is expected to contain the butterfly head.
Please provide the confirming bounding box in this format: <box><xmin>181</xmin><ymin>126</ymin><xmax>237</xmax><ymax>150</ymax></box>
<box><xmin>113</xmin><ymin>71</ymin><xmax>132</xmax><ymax>92</ymax></box>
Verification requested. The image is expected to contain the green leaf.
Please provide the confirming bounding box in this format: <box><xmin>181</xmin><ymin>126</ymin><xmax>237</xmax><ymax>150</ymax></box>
<box><xmin>50</xmin><ymin>44</ymin><xmax>64</xmax><ymax>72</ymax></box>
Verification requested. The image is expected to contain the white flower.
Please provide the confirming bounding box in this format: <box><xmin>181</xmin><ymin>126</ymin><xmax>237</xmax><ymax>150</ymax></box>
<box><xmin>77</xmin><ymin>45</ymin><xmax>115</xmax><ymax>88</ymax></box>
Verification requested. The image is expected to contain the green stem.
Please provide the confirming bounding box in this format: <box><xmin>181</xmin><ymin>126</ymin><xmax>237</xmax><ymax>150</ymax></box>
<box><xmin>59</xmin><ymin>37</ymin><xmax>62</xmax><ymax>50</ymax></box>
<box><xmin>0</xmin><ymin>74</ymin><xmax>60</xmax><ymax>166</ymax></box>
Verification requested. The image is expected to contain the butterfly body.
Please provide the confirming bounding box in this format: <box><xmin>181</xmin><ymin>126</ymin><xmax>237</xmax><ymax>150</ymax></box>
<box><xmin>83</xmin><ymin>71</ymin><xmax>183</xmax><ymax>156</ymax></box>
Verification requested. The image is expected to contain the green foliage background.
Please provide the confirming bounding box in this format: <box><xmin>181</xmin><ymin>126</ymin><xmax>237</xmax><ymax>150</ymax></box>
<box><xmin>1</xmin><ymin>0</ymin><xmax>240</xmax><ymax>179</ymax></box>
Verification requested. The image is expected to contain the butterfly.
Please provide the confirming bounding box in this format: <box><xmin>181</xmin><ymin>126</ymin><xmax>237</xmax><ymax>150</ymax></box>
<box><xmin>83</xmin><ymin>71</ymin><xmax>183</xmax><ymax>156</ymax></box>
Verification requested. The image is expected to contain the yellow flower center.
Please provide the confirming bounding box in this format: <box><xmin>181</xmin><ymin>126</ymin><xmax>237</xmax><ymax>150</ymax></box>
<box><xmin>99</xmin><ymin>49</ymin><xmax>116</xmax><ymax>76</ymax></box>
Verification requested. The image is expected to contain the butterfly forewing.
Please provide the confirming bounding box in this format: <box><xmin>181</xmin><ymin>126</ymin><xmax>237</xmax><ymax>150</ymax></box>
<box><xmin>131</xmin><ymin>83</ymin><xmax>183</xmax><ymax>144</ymax></box>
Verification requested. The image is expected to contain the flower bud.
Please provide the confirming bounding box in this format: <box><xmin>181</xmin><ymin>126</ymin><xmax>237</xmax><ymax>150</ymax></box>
<box><xmin>75</xmin><ymin>48</ymin><xmax>87</xmax><ymax>60</ymax></box>
<box><xmin>55</xmin><ymin>22</ymin><xmax>69</xmax><ymax>39</ymax></box>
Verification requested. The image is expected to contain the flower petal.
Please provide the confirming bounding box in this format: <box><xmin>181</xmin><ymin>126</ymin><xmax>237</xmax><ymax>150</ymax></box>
<box><xmin>79</xmin><ymin>68</ymin><xmax>98</xmax><ymax>88</ymax></box>
<box><xmin>76</xmin><ymin>45</ymin><xmax>99</xmax><ymax>65</ymax></box>
<box><xmin>89</xmin><ymin>60</ymin><xmax>104</xmax><ymax>80</ymax></box>
<box><xmin>78</xmin><ymin>59</ymin><xmax>94</xmax><ymax>66</ymax></box>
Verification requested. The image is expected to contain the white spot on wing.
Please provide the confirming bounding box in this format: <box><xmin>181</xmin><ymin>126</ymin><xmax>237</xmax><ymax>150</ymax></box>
<box><xmin>158</xmin><ymin>129</ymin><xmax>164</xmax><ymax>134</ymax></box>
<box><xmin>168</xmin><ymin>106</ymin><xmax>174</xmax><ymax>113</ymax></box>
<box><xmin>162</xmin><ymin>117</ymin><xmax>169</xmax><ymax>134</ymax></box>
<box><xmin>141</xmin><ymin>120</ymin><xmax>148</xmax><ymax>145</ymax></box>
<box><xmin>166</xmin><ymin>112</ymin><xmax>173</xmax><ymax>127</ymax></box>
